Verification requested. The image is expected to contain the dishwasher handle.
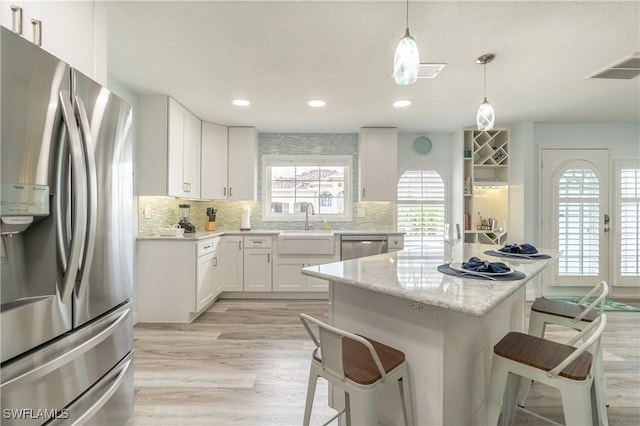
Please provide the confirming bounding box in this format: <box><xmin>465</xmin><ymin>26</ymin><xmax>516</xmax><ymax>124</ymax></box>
<box><xmin>340</xmin><ymin>235</ymin><xmax>388</xmax><ymax>241</ymax></box>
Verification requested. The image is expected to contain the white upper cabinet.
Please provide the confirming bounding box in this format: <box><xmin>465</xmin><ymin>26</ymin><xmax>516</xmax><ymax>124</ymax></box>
<box><xmin>201</xmin><ymin>124</ymin><xmax>257</xmax><ymax>201</ymax></box>
<box><xmin>201</xmin><ymin>121</ymin><xmax>229</xmax><ymax>200</ymax></box>
<box><xmin>1</xmin><ymin>0</ymin><xmax>97</xmax><ymax>79</ymax></box>
<box><xmin>227</xmin><ymin>127</ymin><xmax>257</xmax><ymax>201</ymax></box>
<box><xmin>359</xmin><ymin>127</ymin><xmax>398</xmax><ymax>201</ymax></box>
<box><xmin>138</xmin><ymin>96</ymin><xmax>201</xmax><ymax>198</ymax></box>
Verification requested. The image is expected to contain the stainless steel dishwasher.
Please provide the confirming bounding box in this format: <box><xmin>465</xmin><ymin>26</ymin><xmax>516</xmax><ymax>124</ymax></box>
<box><xmin>340</xmin><ymin>235</ymin><xmax>388</xmax><ymax>260</ymax></box>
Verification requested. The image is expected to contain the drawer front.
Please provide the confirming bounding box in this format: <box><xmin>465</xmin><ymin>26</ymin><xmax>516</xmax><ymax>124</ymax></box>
<box><xmin>244</xmin><ymin>236</ymin><xmax>272</xmax><ymax>248</ymax></box>
<box><xmin>197</xmin><ymin>237</ymin><xmax>220</xmax><ymax>256</ymax></box>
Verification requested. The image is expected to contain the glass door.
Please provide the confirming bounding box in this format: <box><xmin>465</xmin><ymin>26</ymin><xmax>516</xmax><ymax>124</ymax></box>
<box><xmin>540</xmin><ymin>149</ymin><xmax>609</xmax><ymax>287</ymax></box>
<box><xmin>540</xmin><ymin>150</ymin><xmax>640</xmax><ymax>295</ymax></box>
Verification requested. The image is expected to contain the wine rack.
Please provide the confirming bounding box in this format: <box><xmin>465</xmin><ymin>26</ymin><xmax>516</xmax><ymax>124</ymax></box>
<box><xmin>463</xmin><ymin>129</ymin><xmax>509</xmax><ymax>244</ymax></box>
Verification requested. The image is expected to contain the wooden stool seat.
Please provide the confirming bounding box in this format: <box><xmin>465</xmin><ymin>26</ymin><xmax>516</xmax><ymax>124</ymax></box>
<box><xmin>313</xmin><ymin>335</ymin><xmax>406</xmax><ymax>385</ymax></box>
<box><xmin>494</xmin><ymin>332</ymin><xmax>593</xmax><ymax>381</ymax></box>
<box><xmin>531</xmin><ymin>298</ymin><xmax>599</xmax><ymax>322</ymax></box>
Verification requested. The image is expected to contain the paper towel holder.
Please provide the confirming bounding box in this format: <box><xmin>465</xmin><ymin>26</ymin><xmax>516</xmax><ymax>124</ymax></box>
<box><xmin>241</xmin><ymin>205</ymin><xmax>251</xmax><ymax>231</ymax></box>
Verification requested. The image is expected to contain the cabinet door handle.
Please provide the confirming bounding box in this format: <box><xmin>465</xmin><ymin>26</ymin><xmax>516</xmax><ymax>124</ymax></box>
<box><xmin>229</xmin><ymin>187</ymin><xmax>232</xmax><ymax>197</ymax></box>
<box><xmin>213</xmin><ymin>257</ymin><xmax>218</xmax><ymax>267</ymax></box>
<box><xmin>223</xmin><ymin>187</ymin><xmax>226</xmax><ymax>196</ymax></box>
<box><xmin>267</xmin><ymin>254</ymin><xmax>270</xmax><ymax>263</ymax></box>
<box><xmin>10</xmin><ymin>4</ymin><xmax>22</xmax><ymax>35</ymax></box>
<box><xmin>362</xmin><ymin>188</ymin><xmax>366</xmax><ymax>198</ymax></box>
<box><xmin>31</xmin><ymin>18</ymin><xmax>42</xmax><ymax>46</ymax></box>
<box><xmin>238</xmin><ymin>241</ymin><xmax>242</xmax><ymax>250</ymax></box>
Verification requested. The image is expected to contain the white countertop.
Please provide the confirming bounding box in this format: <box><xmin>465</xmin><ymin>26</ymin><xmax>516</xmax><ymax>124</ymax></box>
<box><xmin>301</xmin><ymin>243</ymin><xmax>560</xmax><ymax>317</ymax></box>
<box><xmin>137</xmin><ymin>229</ymin><xmax>403</xmax><ymax>241</ymax></box>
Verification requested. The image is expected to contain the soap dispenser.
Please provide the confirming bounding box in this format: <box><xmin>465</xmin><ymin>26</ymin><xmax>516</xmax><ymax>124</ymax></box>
<box><xmin>322</xmin><ymin>219</ymin><xmax>329</xmax><ymax>230</ymax></box>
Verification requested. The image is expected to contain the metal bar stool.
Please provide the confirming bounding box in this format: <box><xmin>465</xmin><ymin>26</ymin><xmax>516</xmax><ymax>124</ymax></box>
<box><xmin>487</xmin><ymin>313</ymin><xmax>607</xmax><ymax>426</ymax></box>
<box><xmin>300</xmin><ymin>313</ymin><xmax>414</xmax><ymax>426</ymax></box>
<box><xmin>518</xmin><ymin>281</ymin><xmax>609</xmax><ymax>425</ymax></box>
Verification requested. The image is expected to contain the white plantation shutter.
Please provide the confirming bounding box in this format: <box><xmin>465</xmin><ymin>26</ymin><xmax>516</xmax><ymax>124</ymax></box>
<box><xmin>557</xmin><ymin>169</ymin><xmax>600</xmax><ymax>276</ymax></box>
<box><xmin>397</xmin><ymin>170</ymin><xmax>445</xmax><ymax>256</ymax></box>
<box><xmin>620</xmin><ymin>167</ymin><xmax>640</xmax><ymax>276</ymax></box>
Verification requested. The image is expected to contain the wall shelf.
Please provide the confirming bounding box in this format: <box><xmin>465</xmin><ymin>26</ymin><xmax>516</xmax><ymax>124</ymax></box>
<box><xmin>462</xmin><ymin>129</ymin><xmax>510</xmax><ymax>245</ymax></box>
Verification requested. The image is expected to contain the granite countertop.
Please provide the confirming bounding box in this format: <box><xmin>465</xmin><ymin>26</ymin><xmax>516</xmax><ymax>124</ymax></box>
<box><xmin>301</xmin><ymin>243</ymin><xmax>560</xmax><ymax>317</ymax></box>
<box><xmin>137</xmin><ymin>229</ymin><xmax>403</xmax><ymax>240</ymax></box>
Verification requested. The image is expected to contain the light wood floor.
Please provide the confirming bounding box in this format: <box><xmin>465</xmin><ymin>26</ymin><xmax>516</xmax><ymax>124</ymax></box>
<box><xmin>129</xmin><ymin>299</ymin><xmax>640</xmax><ymax>425</ymax></box>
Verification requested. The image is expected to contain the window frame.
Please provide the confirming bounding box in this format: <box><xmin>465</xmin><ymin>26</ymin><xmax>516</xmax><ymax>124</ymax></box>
<box><xmin>262</xmin><ymin>154</ymin><xmax>352</xmax><ymax>222</ymax></box>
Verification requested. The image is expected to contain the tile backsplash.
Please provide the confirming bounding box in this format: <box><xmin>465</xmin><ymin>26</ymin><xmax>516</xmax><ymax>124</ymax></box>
<box><xmin>137</xmin><ymin>197</ymin><xmax>395</xmax><ymax>234</ymax></box>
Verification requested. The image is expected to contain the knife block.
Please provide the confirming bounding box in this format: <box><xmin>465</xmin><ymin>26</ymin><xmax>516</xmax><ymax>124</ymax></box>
<box><xmin>205</xmin><ymin>221</ymin><xmax>217</xmax><ymax>231</ymax></box>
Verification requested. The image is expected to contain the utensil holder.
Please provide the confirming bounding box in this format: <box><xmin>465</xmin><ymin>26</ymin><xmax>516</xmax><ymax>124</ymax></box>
<box><xmin>205</xmin><ymin>221</ymin><xmax>217</xmax><ymax>231</ymax></box>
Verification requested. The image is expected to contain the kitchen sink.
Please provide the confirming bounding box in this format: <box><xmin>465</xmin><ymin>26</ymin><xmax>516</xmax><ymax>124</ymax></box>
<box><xmin>277</xmin><ymin>231</ymin><xmax>335</xmax><ymax>255</ymax></box>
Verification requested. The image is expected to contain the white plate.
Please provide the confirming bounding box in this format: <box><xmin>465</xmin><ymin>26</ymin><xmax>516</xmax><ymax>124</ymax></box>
<box><xmin>449</xmin><ymin>262</ymin><xmax>513</xmax><ymax>276</ymax></box>
<box><xmin>497</xmin><ymin>251</ymin><xmax>542</xmax><ymax>258</ymax></box>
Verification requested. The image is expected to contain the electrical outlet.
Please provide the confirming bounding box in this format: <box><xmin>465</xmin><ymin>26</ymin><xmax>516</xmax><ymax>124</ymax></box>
<box><xmin>143</xmin><ymin>207</ymin><xmax>152</xmax><ymax>219</ymax></box>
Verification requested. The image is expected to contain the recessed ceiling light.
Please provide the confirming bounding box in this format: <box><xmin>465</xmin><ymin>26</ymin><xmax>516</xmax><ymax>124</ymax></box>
<box><xmin>232</xmin><ymin>99</ymin><xmax>250</xmax><ymax>106</ymax></box>
<box><xmin>308</xmin><ymin>100</ymin><xmax>326</xmax><ymax>107</ymax></box>
<box><xmin>393</xmin><ymin>100</ymin><xmax>412</xmax><ymax>108</ymax></box>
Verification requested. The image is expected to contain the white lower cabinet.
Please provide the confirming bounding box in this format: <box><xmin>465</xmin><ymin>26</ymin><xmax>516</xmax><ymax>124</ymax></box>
<box><xmin>137</xmin><ymin>236</ymin><xmax>220</xmax><ymax>323</ymax></box>
<box><xmin>195</xmin><ymin>238</ymin><xmax>220</xmax><ymax>312</ymax></box>
<box><xmin>219</xmin><ymin>234</ymin><xmax>273</xmax><ymax>292</ymax></box>
<box><xmin>244</xmin><ymin>249</ymin><xmax>272</xmax><ymax>291</ymax></box>
<box><xmin>274</xmin><ymin>255</ymin><xmax>336</xmax><ymax>292</ymax></box>
<box><xmin>219</xmin><ymin>236</ymin><xmax>244</xmax><ymax>291</ymax></box>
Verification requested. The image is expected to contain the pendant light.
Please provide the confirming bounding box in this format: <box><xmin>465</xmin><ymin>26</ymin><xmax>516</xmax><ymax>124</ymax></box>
<box><xmin>394</xmin><ymin>0</ymin><xmax>419</xmax><ymax>86</ymax></box>
<box><xmin>476</xmin><ymin>53</ymin><xmax>495</xmax><ymax>131</ymax></box>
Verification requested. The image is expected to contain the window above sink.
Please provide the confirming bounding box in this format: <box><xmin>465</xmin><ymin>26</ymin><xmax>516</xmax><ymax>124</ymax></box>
<box><xmin>262</xmin><ymin>155</ymin><xmax>353</xmax><ymax>222</ymax></box>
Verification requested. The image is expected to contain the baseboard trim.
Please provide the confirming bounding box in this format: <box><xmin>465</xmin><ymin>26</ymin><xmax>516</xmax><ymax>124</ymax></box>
<box><xmin>219</xmin><ymin>291</ymin><xmax>328</xmax><ymax>300</ymax></box>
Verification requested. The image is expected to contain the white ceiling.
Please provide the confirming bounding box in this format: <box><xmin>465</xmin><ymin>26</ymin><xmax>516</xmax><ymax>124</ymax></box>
<box><xmin>106</xmin><ymin>1</ymin><xmax>640</xmax><ymax>133</ymax></box>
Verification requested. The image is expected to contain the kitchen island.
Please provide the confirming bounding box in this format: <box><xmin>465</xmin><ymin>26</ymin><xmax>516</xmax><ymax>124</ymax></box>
<box><xmin>301</xmin><ymin>243</ymin><xmax>560</xmax><ymax>425</ymax></box>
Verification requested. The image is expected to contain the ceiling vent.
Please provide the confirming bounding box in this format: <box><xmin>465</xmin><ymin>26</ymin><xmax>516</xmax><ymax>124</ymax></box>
<box><xmin>417</xmin><ymin>63</ymin><xmax>446</xmax><ymax>79</ymax></box>
<box><xmin>588</xmin><ymin>52</ymin><xmax>640</xmax><ymax>79</ymax></box>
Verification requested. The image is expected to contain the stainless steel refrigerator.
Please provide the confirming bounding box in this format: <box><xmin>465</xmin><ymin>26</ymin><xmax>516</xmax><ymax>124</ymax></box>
<box><xmin>0</xmin><ymin>27</ymin><xmax>133</xmax><ymax>425</ymax></box>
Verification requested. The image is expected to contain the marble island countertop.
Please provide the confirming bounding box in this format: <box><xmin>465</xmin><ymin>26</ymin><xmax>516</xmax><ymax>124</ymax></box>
<box><xmin>301</xmin><ymin>243</ymin><xmax>560</xmax><ymax>317</ymax></box>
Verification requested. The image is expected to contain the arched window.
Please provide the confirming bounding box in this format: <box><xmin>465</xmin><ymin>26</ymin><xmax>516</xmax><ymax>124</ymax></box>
<box><xmin>397</xmin><ymin>170</ymin><xmax>445</xmax><ymax>256</ymax></box>
<box><xmin>320</xmin><ymin>191</ymin><xmax>332</xmax><ymax>207</ymax></box>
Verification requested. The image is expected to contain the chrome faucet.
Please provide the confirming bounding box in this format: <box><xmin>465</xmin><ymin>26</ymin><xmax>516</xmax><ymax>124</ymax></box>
<box><xmin>304</xmin><ymin>203</ymin><xmax>315</xmax><ymax>230</ymax></box>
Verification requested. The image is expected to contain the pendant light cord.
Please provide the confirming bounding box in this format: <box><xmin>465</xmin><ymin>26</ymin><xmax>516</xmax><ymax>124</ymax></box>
<box><xmin>483</xmin><ymin>63</ymin><xmax>487</xmax><ymax>98</ymax></box>
<box><xmin>406</xmin><ymin>0</ymin><xmax>409</xmax><ymax>30</ymax></box>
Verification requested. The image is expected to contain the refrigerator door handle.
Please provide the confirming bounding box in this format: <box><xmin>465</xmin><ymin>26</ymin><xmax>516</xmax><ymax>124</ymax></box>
<box><xmin>57</xmin><ymin>91</ymin><xmax>88</xmax><ymax>304</ymax></box>
<box><xmin>0</xmin><ymin>307</ymin><xmax>130</xmax><ymax>393</ymax></box>
<box><xmin>54</xmin><ymin>125</ymin><xmax>70</xmax><ymax>271</ymax></box>
<box><xmin>74</xmin><ymin>96</ymin><xmax>98</xmax><ymax>292</ymax></box>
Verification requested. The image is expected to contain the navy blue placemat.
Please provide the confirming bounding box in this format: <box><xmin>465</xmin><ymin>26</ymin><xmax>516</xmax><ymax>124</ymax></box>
<box><xmin>438</xmin><ymin>264</ymin><xmax>526</xmax><ymax>281</ymax></box>
<box><xmin>484</xmin><ymin>250</ymin><xmax>552</xmax><ymax>260</ymax></box>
